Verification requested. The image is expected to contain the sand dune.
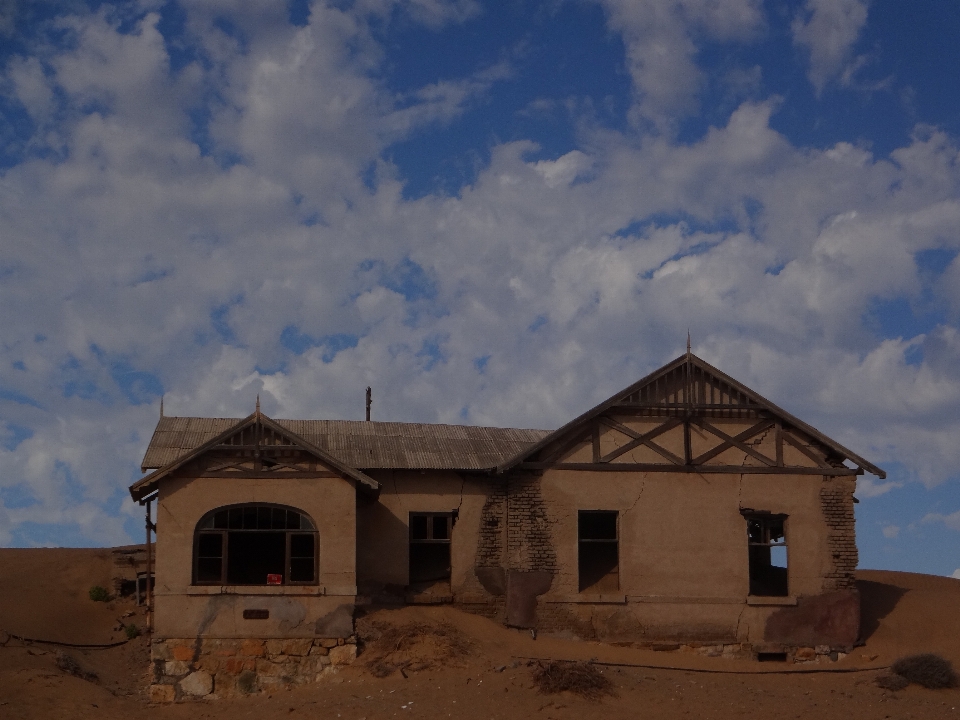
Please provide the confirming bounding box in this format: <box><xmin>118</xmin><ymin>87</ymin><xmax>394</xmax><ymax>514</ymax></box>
<box><xmin>1</xmin><ymin>548</ymin><xmax>958</xmax><ymax>719</ymax></box>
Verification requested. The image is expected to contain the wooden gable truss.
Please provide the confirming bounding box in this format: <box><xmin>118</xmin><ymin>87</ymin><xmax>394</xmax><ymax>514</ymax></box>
<box><xmin>129</xmin><ymin>408</ymin><xmax>379</xmax><ymax>502</ymax></box>
<box><xmin>499</xmin><ymin>353</ymin><xmax>886</xmax><ymax>478</ymax></box>
<box><xmin>190</xmin><ymin>421</ymin><xmax>334</xmax><ymax>478</ymax></box>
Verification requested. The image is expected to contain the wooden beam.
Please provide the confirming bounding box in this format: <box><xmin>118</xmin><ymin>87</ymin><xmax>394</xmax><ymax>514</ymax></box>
<box><xmin>781</xmin><ymin>431</ymin><xmax>832</xmax><ymax>469</ymax></box>
<box><xmin>203</xmin><ymin>460</ymin><xmax>250</xmax><ymax>473</ymax></box>
<box><xmin>518</xmin><ymin>462</ymin><xmax>859</xmax><ymax>475</ymax></box>
<box><xmin>212</xmin><ymin>444</ymin><xmax>301</xmax><ymax>451</ymax></box>
<box><xmin>197</xmin><ymin>471</ymin><xmax>342</xmax><ymax>479</ymax></box>
<box><xmin>690</xmin><ymin>419</ymin><xmax>776</xmax><ymax>467</ymax></box>
<box><xmin>598</xmin><ymin>416</ymin><xmax>684</xmax><ymax>465</ymax></box>
<box><xmin>612</xmin><ymin>403</ymin><xmax>762</xmax><ymax>411</ymax></box>
<box><xmin>539</xmin><ymin>428</ymin><xmax>592</xmax><ymax>464</ymax></box>
<box><xmin>775</xmin><ymin>420</ymin><xmax>783</xmax><ymax>467</ymax></box>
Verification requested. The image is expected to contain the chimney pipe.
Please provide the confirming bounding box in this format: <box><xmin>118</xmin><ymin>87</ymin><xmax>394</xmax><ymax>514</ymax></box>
<box><xmin>365</xmin><ymin>386</ymin><xmax>372</xmax><ymax>421</ymax></box>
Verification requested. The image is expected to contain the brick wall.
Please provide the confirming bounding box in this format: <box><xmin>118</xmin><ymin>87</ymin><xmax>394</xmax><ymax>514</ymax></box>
<box><xmin>820</xmin><ymin>481</ymin><xmax>858</xmax><ymax>591</ymax></box>
<box><xmin>505</xmin><ymin>474</ymin><xmax>557</xmax><ymax>574</ymax></box>
<box><xmin>476</xmin><ymin>478</ymin><xmax>507</xmax><ymax>569</ymax></box>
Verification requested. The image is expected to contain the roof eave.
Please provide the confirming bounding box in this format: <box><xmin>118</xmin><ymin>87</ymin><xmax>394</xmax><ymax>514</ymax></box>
<box><xmin>497</xmin><ymin>355</ymin><xmax>690</xmax><ymax>473</ymax></box>
<box><xmin>129</xmin><ymin>412</ymin><xmax>380</xmax><ymax>503</ymax></box>
<box><xmin>497</xmin><ymin>353</ymin><xmax>886</xmax><ymax>479</ymax></box>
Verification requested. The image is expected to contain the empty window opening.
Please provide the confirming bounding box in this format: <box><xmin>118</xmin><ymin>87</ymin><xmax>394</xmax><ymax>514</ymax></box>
<box><xmin>578</xmin><ymin>510</ymin><xmax>619</xmax><ymax>593</ymax></box>
<box><xmin>409</xmin><ymin>512</ymin><xmax>454</xmax><ymax>585</ymax></box>
<box><xmin>194</xmin><ymin>504</ymin><xmax>317</xmax><ymax>585</ymax></box>
<box><xmin>745</xmin><ymin>513</ymin><xmax>788</xmax><ymax>597</ymax></box>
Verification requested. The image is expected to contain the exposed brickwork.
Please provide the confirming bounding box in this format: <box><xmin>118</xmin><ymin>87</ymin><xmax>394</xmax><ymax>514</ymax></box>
<box><xmin>149</xmin><ymin>637</ymin><xmax>356</xmax><ymax>701</ymax></box>
<box><xmin>506</xmin><ymin>474</ymin><xmax>557</xmax><ymax>573</ymax></box>
<box><xmin>534</xmin><ymin>602</ymin><xmax>590</xmax><ymax>636</ymax></box>
<box><xmin>476</xmin><ymin>478</ymin><xmax>507</xmax><ymax>569</ymax></box>
<box><xmin>820</xmin><ymin>480</ymin><xmax>858</xmax><ymax>591</ymax></box>
<box><xmin>456</xmin><ymin>596</ymin><xmax>505</xmax><ymax>621</ymax></box>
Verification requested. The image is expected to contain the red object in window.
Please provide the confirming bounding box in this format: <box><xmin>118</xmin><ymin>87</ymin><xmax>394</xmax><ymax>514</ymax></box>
<box><xmin>266</xmin><ymin>574</ymin><xmax>282</xmax><ymax>585</ymax></box>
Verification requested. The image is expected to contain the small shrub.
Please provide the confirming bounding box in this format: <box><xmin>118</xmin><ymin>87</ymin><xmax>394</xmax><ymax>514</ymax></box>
<box><xmin>890</xmin><ymin>654</ymin><xmax>959</xmax><ymax>689</ymax></box>
<box><xmin>531</xmin><ymin>660</ymin><xmax>615</xmax><ymax>700</ymax></box>
<box><xmin>875</xmin><ymin>673</ymin><xmax>909</xmax><ymax>691</ymax></box>
<box><xmin>359</xmin><ymin>620</ymin><xmax>474</xmax><ymax>677</ymax></box>
<box><xmin>88</xmin><ymin>586</ymin><xmax>110</xmax><ymax>602</ymax></box>
<box><xmin>124</xmin><ymin>624</ymin><xmax>141</xmax><ymax>640</ymax></box>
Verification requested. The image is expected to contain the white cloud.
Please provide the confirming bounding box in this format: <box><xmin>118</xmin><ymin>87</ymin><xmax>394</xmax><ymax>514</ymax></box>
<box><xmin>856</xmin><ymin>477</ymin><xmax>903</xmax><ymax>499</ymax></box>
<box><xmin>792</xmin><ymin>0</ymin><xmax>869</xmax><ymax>93</ymax></box>
<box><xmin>952</xmin><ymin>569</ymin><xmax>960</xmax><ymax>580</ymax></box>
<box><xmin>597</xmin><ymin>0</ymin><xmax>764</xmax><ymax>128</ymax></box>
<box><xmin>923</xmin><ymin>510</ymin><xmax>960</xmax><ymax>533</ymax></box>
<box><xmin>1</xmin><ymin>1</ymin><xmax>960</xmax><ymax>546</ymax></box>
<box><xmin>881</xmin><ymin>525</ymin><xmax>899</xmax><ymax>539</ymax></box>
<box><xmin>532</xmin><ymin>151</ymin><xmax>593</xmax><ymax>189</ymax></box>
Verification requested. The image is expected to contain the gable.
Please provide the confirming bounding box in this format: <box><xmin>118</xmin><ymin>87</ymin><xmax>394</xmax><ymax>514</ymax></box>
<box><xmin>499</xmin><ymin>352</ymin><xmax>885</xmax><ymax>478</ymax></box>
<box><xmin>129</xmin><ymin>411</ymin><xmax>379</xmax><ymax>502</ymax></box>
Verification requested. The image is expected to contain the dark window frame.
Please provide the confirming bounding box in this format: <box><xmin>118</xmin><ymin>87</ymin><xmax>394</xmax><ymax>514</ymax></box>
<box><xmin>578</xmin><ymin>510</ymin><xmax>619</xmax><ymax>593</ymax></box>
<box><xmin>408</xmin><ymin>511</ymin><xmax>456</xmax><ymax>585</ymax></box>
<box><xmin>744</xmin><ymin>512</ymin><xmax>789</xmax><ymax>597</ymax></box>
<box><xmin>193</xmin><ymin>503</ymin><xmax>318</xmax><ymax>586</ymax></box>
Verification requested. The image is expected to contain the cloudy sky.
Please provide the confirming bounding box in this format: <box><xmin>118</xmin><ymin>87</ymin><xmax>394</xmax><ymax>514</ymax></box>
<box><xmin>1</xmin><ymin>0</ymin><xmax>959</xmax><ymax>576</ymax></box>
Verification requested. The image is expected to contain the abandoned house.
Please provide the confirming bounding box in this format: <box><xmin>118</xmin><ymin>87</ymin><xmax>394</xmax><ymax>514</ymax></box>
<box><xmin>130</xmin><ymin>351</ymin><xmax>885</xmax><ymax>699</ymax></box>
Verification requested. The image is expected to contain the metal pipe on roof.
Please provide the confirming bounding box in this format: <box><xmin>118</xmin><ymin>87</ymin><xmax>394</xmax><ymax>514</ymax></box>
<box><xmin>365</xmin><ymin>386</ymin><xmax>372</xmax><ymax>421</ymax></box>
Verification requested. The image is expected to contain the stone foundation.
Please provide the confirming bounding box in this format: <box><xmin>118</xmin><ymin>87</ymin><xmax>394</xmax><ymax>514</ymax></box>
<box><xmin>643</xmin><ymin>642</ymin><xmax>846</xmax><ymax>663</ymax></box>
<box><xmin>149</xmin><ymin>636</ymin><xmax>358</xmax><ymax>701</ymax></box>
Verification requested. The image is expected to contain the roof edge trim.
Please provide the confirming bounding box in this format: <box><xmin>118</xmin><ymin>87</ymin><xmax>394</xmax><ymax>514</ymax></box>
<box><xmin>497</xmin><ymin>353</ymin><xmax>886</xmax><ymax>479</ymax></box>
<box><xmin>129</xmin><ymin>412</ymin><xmax>380</xmax><ymax>502</ymax></box>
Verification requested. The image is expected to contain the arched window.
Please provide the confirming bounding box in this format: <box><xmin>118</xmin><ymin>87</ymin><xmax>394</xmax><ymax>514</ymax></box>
<box><xmin>194</xmin><ymin>504</ymin><xmax>318</xmax><ymax>586</ymax></box>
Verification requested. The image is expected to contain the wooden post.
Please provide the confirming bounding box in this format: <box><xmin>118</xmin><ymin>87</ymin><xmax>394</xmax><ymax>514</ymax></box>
<box><xmin>145</xmin><ymin>498</ymin><xmax>153</xmax><ymax>633</ymax></box>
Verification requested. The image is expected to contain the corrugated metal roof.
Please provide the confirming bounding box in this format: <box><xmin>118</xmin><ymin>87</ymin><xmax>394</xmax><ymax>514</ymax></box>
<box><xmin>141</xmin><ymin>417</ymin><xmax>550</xmax><ymax>472</ymax></box>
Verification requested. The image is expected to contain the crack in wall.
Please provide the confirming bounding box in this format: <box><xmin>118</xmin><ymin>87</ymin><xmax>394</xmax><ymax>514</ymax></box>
<box><xmin>390</xmin><ymin>470</ymin><xmax>403</xmax><ymax>512</ymax></box>
<box><xmin>622</xmin><ymin>477</ymin><xmax>645</xmax><ymax>518</ymax></box>
<box><xmin>735</xmin><ymin>604</ymin><xmax>747</xmax><ymax>642</ymax></box>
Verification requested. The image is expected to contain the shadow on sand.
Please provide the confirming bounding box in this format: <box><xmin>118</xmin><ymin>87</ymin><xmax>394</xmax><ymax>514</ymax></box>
<box><xmin>857</xmin><ymin>578</ymin><xmax>908</xmax><ymax>643</ymax></box>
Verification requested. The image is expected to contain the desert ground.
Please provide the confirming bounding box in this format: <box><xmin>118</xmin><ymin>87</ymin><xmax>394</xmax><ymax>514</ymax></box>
<box><xmin>1</xmin><ymin>547</ymin><xmax>958</xmax><ymax>719</ymax></box>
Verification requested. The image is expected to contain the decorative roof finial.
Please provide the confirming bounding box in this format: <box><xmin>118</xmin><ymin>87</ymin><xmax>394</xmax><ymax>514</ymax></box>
<box><xmin>160</xmin><ymin>395</ymin><xmax>164</xmax><ymax>417</ymax></box>
<box><xmin>255</xmin><ymin>394</ymin><xmax>260</xmax><ymax>415</ymax></box>
<box><xmin>686</xmin><ymin>330</ymin><xmax>691</xmax><ymax>355</ymax></box>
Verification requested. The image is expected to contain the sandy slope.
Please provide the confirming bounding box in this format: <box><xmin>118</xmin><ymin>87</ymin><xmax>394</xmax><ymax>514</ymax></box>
<box><xmin>0</xmin><ymin>548</ymin><xmax>125</xmax><ymax>644</ymax></box>
<box><xmin>1</xmin><ymin>548</ymin><xmax>959</xmax><ymax>719</ymax></box>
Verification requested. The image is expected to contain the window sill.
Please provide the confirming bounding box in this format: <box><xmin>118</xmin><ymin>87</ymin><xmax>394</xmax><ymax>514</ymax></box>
<box><xmin>544</xmin><ymin>594</ymin><xmax>626</xmax><ymax>604</ymax></box>
<box><xmin>746</xmin><ymin>595</ymin><xmax>797</xmax><ymax>606</ymax></box>
<box><xmin>627</xmin><ymin>595</ymin><xmax>744</xmax><ymax>604</ymax></box>
<box><xmin>184</xmin><ymin>585</ymin><xmax>329</xmax><ymax>596</ymax></box>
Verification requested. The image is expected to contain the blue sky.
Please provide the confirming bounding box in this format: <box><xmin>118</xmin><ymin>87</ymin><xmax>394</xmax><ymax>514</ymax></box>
<box><xmin>1</xmin><ymin>0</ymin><xmax>959</xmax><ymax>578</ymax></box>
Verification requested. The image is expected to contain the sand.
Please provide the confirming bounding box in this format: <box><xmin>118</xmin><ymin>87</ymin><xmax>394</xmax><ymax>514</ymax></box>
<box><xmin>1</xmin><ymin>548</ymin><xmax>959</xmax><ymax>719</ymax></box>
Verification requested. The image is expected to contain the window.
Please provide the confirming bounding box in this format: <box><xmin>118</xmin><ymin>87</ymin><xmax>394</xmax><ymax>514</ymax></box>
<box><xmin>193</xmin><ymin>504</ymin><xmax>317</xmax><ymax>585</ymax></box>
<box><xmin>578</xmin><ymin>510</ymin><xmax>619</xmax><ymax>593</ymax></box>
<box><xmin>409</xmin><ymin>512</ymin><xmax>454</xmax><ymax>585</ymax></box>
<box><xmin>745</xmin><ymin>513</ymin><xmax>788</xmax><ymax>596</ymax></box>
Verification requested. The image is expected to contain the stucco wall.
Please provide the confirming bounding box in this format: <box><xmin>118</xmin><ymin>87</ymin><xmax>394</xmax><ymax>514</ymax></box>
<box><xmin>506</xmin><ymin>468</ymin><xmax>858</xmax><ymax>646</ymax></box>
<box><xmin>356</xmin><ymin>470</ymin><xmax>489</xmax><ymax>595</ymax></box>
<box><xmin>153</xmin><ymin>473</ymin><xmax>357</xmax><ymax>639</ymax></box>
